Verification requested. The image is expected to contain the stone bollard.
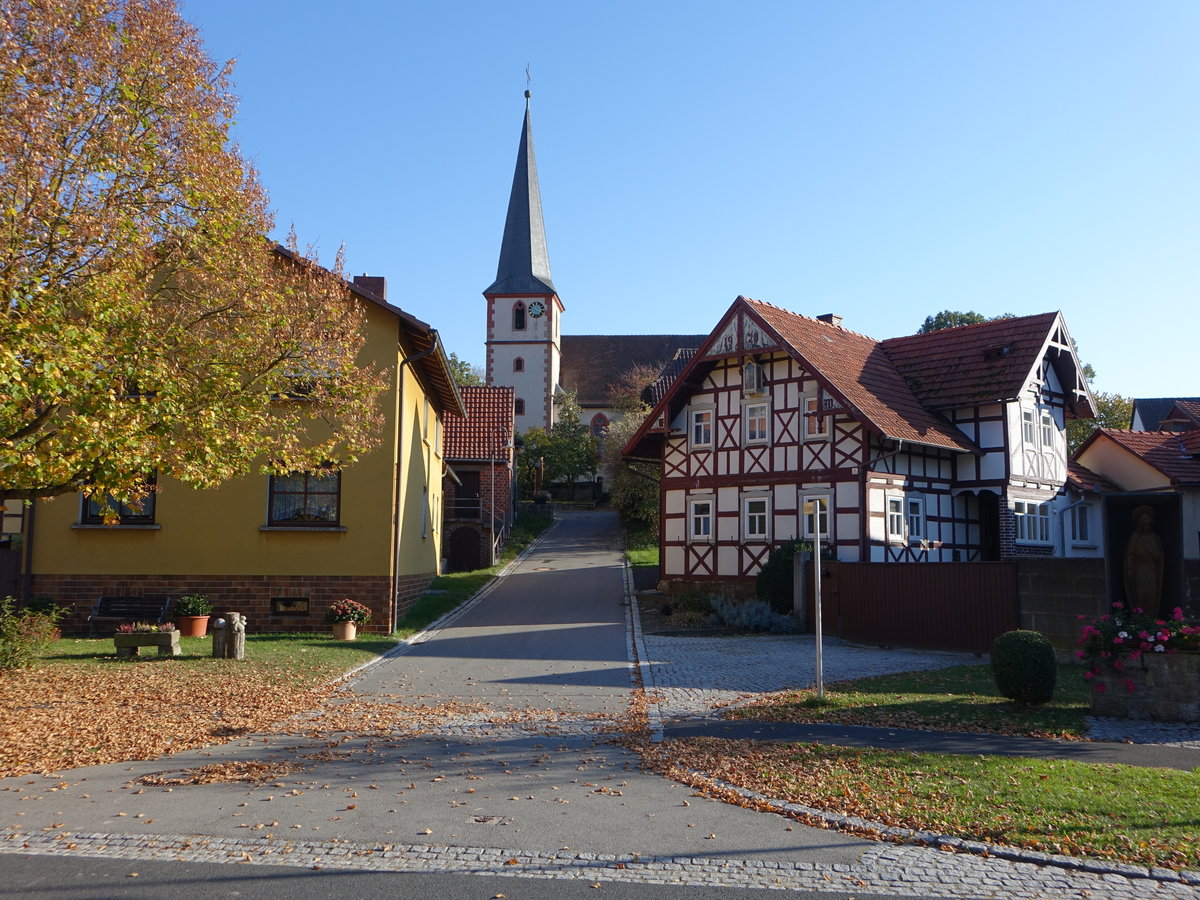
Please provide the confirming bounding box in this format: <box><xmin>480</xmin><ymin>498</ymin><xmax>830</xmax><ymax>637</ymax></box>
<box><xmin>211</xmin><ymin>612</ymin><xmax>247</xmax><ymax>660</ymax></box>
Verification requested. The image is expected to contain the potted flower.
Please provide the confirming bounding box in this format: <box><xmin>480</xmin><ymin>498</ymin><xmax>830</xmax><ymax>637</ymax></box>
<box><xmin>326</xmin><ymin>598</ymin><xmax>371</xmax><ymax>641</ymax></box>
<box><xmin>174</xmin><ymin>593</ymin><xmax>213</xmax><ymax>638</ymax></box>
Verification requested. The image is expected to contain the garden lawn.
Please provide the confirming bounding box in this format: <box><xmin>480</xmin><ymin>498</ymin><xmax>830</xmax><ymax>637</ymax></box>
<box><xmin>730</xmin><ymin>663</ymin><xmax>1091</xmax><ymax>739</ymax></box>
<box><xmin>625</xmin><ymin>520</ymin><xmax>658</xmax><ymax>568</ymax></box>
<box><xmin>639</xmin><ymin>736</ymin><xmax>1200</xmax><ymax>870</ymax></box>
<box><xmin>0</xmin><ymin>633</ymin><xmax>396</xmax><ymax>778</ymax></box>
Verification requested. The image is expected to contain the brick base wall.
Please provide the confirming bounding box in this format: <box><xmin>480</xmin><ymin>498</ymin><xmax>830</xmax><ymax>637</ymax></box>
<box><xmin>32</xmin><ymin>572</ymin><xmax>434</xmax><ymax>635</ymax></box>
<box><xmin>1015</xmin><ymin>558</ymin><xmax>1108</xmax><ymax>650</ymax></box>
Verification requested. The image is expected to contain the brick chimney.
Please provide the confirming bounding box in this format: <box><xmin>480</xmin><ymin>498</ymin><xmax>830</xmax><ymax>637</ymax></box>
<box><xmin>352</xmin><ymin>274</ymin><xmax>386</xmax><ymax>299</ymax></box>
<box><xmin>817</xmin><ymin>313</ymin><xmax>842</xmax><ymax>327</ymax></box>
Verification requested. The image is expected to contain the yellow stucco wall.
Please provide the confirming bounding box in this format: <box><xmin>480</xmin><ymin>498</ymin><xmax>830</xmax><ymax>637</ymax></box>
<box><xmin>29</xmin><ymin>298</ymin><xmax>447</xmax><ymax>580</ymax></box>
<box><xmin>1077</xmin><ymin>438</ymin><xmax>1170</xmax><ymax>493</ymax></box>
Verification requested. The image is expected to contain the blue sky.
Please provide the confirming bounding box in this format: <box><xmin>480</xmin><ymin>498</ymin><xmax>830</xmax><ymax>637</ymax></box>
<box><xmin>179</xmin><ymin>0</ymin><xmax>1198</xmax><ymax>399</ymax></box>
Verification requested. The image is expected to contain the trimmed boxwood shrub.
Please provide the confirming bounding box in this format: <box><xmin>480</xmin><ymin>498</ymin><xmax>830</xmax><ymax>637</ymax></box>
<box><xmin>990</xmin><ymin>629</ymin><xmax>1057</xmax><ymax>704</ymax></box>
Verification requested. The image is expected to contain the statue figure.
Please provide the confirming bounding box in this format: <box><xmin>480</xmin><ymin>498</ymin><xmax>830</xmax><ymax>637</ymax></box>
<box><xmin>1123</xmin><ymin>505</ymin><xmax>1164</xmax><ymax>612</ymax></box>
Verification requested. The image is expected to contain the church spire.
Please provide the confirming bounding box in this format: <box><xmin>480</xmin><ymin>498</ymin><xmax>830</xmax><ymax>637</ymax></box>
<box><xmin>485</xmin><ymin>90</ymin><xmax>555</xmax><ymax>295</ymax></box>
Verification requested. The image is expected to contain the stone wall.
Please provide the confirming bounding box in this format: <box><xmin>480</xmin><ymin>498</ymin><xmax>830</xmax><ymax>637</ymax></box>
<box><xmin>1015</xmin><ymin>558</ymin><xmax>1108</xmax><ymax>650</ymax></box>
<box><xmin>1090</xmin><ymin>653</ymin><xmax>1200</xmax><ymax>722</ymax></box>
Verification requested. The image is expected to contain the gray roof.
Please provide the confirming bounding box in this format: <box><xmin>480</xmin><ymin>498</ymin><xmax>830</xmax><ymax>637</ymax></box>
<box><xmin>1132</xmin><ymin>397</ymin><xmax>1200</xmax><ymax>431</ymax></box>
<box><xmin>484</xmin><ymin>93</ymin><xmax>556</xmax><ymax>296</ymax></box>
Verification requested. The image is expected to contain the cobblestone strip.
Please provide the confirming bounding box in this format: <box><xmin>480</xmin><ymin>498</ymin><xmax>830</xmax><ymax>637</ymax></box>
<box><xmin>1</xmin><ymin>830</ymin><xmax>1190</xmax><ymax>897</ymax></box>
<box><xmin>624</xmin><ymin>561</ymin><xmax>664</xmax><ymax>743</ymax></box>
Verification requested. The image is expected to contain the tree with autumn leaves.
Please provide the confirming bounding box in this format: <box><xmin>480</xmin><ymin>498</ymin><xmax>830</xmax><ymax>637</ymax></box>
<box><xmin>0</xmin><ymin>0</ymin><xmax>384</xmax><ymax>511</ymax></box>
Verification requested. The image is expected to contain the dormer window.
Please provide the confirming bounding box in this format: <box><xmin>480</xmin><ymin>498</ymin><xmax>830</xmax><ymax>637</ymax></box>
<box><xmin>512</xmin><ymin>301</ymin><xmax>526</xmax><ymax>331</ymax></box>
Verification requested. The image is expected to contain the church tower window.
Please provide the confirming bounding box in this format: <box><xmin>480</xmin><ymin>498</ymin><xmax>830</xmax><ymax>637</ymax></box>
<box><xmin>513</xmin><ymin>357</ymin><xmax>524</xmax><ymax>372</ymax></box>
<box><xmin>514</xmin><ymin>398</ymin><xmax>526</xmax><ymax>416</ymax></box>
<box><xmin>513</xmin><ymin>302</ymin><xmax>526</xmax><ymax>331</ymax></box>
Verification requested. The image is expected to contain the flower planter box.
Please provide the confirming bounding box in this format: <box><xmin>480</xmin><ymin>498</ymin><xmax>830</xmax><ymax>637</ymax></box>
<box><xmin>113</xmin><ymin>631</ymin><xmax>181</xmax><ymax>658</ymax></box>
<box><xmin>331</xmin><ymin>621</ymin><xmax>357</xmax><ymax>641</ymax></box>
<box><xmin>1090</xmin><ymin>653</ymin><xmax>1200</xmax><ymax>722</ymax></box>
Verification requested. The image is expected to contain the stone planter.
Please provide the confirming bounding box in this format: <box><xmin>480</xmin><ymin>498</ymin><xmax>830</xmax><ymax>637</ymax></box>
<box><xmin>113</xmin><ymin>631</ymin><xmax>181</xmax><ymax>658</ymax></box>
<box><xmin>331</xmin><ymin>621</ymin><xmax>357</xmax><ymax>641</ymax></box>
<box><xmin>1090</xmin><ymin>653</ymin><xmax>1200</xmax><ymax>722</ymax></box>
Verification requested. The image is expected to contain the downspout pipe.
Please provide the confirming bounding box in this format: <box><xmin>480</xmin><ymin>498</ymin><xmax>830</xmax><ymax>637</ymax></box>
<box><xmin>392</xmin><ymin>334</ymin><xmax>439</xmax><ymax>631</ymax></box>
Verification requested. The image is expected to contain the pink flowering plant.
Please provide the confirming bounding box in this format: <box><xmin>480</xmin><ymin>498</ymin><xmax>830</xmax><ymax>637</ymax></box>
<box><xmin>325</xmin><ymin>598</ymin><xmax>371</xmax><ymax>626</ymax></box>
<box><xmin>1077</xmin><ymin>602</ymin><xmax>1199</xmax><ymax>694</ymax></box>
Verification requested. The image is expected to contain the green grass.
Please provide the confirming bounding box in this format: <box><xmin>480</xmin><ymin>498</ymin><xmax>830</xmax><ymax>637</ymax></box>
<box><xmin>661</xmin><ymin>736</ymin><xmax>1200</xmax><ymax>869</ymax></box>
<box><xmin>394</xmin><ymin>508</ymin><xmax>553</xmax><ymax>637</ymax></box>
<box><xmin>41</xmin><ymin>632</ymin><xmax>398</xmax><ymax>685</ymax></box>
<box><xmin>625</xmin><ymin>520</ymin><xmax>659</xmax><ymax>568</ymax></box>
<box><xmin>730</xmin><ymin>663</ymin><xmax>1092</xmax><ymax>738</ymax></box>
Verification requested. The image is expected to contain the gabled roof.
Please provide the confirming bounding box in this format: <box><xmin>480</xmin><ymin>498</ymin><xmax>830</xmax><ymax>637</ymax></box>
<box><xmin>444</xmin><ymin>386</ymin><xmax>514</xmax><ymax>461</ymax></box>
<box><xmin>880</xmin><ymin>312</ymin><xmax>1093</xmax><ymax>417</ymax></box>
<box><xmin>273</xmin><ymin>246</ymin><xmax>465</xmax><ymax>418</ymax></box>
<box><xmin>560</xmin><ymin>334</ymin><xmax>707</xmax><ymax>407</ymax></box>
<box><xmin>1078</xmin><ymin>428</ymin><xmax>1200</xmax><ymax>487</ymax></box>
<box><xmin>623</xmin><ymin>297</ymin><xmax>979</xmax><ymax>458</ymax></box>
<box><xmin>484</xmin><ymin>92</ymin><xmax>555</xmax><ymax>296</ymax></box>
<box><xmin>647</xmin><ymin>348</ymin><xmax>696</xmax><ymax>407</ymax></box>
<box><xmin>1131</xmin><ymin>397</ymin><xmax>1200</xmax><ymax>431</ymax></box>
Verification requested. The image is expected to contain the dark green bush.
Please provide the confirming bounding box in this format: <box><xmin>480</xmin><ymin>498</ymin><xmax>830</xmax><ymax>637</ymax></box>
<box><xmin>990</xmin><ymin>629</ymin><xmax>1057</xmax><ymax>704</ymax></box>
<box><xmin>756</xmin><ymin>540</ymin><xmax>834</xmax><ymax>615</ymax></box>
<box><xmin>0</xmin><ymin>595</ymin><xmax>63</xmax><ymax>669</ymax></box>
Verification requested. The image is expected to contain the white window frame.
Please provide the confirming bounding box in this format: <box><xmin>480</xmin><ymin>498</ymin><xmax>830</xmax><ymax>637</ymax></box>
<box><xmin>744</xmin><ymin>401</ymin><xmax>770</xmax><ymax>445</ymax></box>
<box><xmin>690</xmin><ymin>408</ymin><xmax>713</xmax><ymax>449</ymax></box>
<box><xmin>1070</xmin><ymin>504</ymin><xmax>1091</xmax><ymax>545</ymax></box>
<box><xmin>1013</xmin><ymin>500</ymin><xmax>1051</xmax><ymax>544</ymax></box>
<box><xmin>689</xmin><ymin>497</ymin><xmax>713</xmax><ymax>541</ymax></box>
<box><xmin>1040</xmin><ymin>411</ymin><xmax>1055</xmax><ymax>448</ymax></box>
<box><xmin>886</xmin><ymin>496</ymin><xmax>905</xmax><ymax>541</ymax></box>
<box><xmin>1022</xmin><ymin>408</ymin><xmax>1035</xmax><ymax>445</ymax></box>
<box><xmin>743</xmin><ymin>495</ymin><xmax>770</xmax><ymax>542</ymax></box>
<box><xmin>802</xmin><ymin>494</ymin><xmax>830</xmax><ymax>540</ymax></box>
<box><xmin>742</xmin><ymin>360</ymin><xmax>766</xmax><ymax>395</ymax></box>
<box><xmin>803</xmin><ymin>395</ymin><xmax>830</xmax><ymax>440</ymax></box>
<box><xmin>906</xmin><ymin>496</ymin><xmax>925</xmax><ymax>542</ymax></box>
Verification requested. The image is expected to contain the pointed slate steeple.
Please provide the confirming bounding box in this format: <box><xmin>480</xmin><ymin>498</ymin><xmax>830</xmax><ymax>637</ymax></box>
<box><xmin>485</xmin><ymin>91</ymin><xmax>556</xmax><ymax>295</ymax></box>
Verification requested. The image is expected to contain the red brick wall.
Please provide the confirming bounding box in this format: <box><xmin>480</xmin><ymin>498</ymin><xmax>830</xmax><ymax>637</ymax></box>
<box><xmin>33</xmin><ymin>571</ymin><xmax>435</xmax><ymax>635</ymax></box>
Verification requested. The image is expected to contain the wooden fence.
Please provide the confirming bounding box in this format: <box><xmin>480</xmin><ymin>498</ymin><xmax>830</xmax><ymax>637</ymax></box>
<box><xmin>810</xmin><ymin>561</ymin><xmax>1019</xmax><ymax>653</ymax></box>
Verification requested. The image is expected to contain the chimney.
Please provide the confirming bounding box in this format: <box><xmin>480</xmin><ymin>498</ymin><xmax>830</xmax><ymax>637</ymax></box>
<box><xmin>353</xmin><ymin>274</ymin><xmax>386</xmax><ymax>299</ymax></box>
<box><xmin>817</xmin><ymin>313</ymin><xmax>842</xmax><ymax>327</ymax></box>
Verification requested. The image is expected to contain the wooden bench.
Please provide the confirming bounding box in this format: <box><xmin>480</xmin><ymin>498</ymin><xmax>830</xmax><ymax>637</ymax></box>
<box><xmin>88</xmin><ymin>595</ymin><xmax>172</xmax><ymax>637</ymax></box>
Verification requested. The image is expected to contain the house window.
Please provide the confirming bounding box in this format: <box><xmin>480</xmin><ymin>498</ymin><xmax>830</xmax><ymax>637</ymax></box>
<box><xmin>689</xmin><ymin>499</ymin><xmax>712</xmax><ymax>541</ymax></box>
<box><xmin>744</xmin><ymin>402</ymin><xmax>769</xmax><ymax>444</ymax></box>
<box><xmin>804</xmin><ymin>396</ymin><xmax>829</xmax><ymax>439</ymax></box>
<box><xmin>81</xmin><ymin>476</ymin><xmax>157</xmax><ymax>525</ymax></box>
<box><xmin>514</xmin><ymin>398</ymin><xmax>525</xmax><ymax>416</ymax></box>
<box><xmin>802</xmin><ymin>495</ymin><xmax>830</xmax><ymax>539</ymax></box>
<box><xmin>512</xmin><ymin>301</ymin><xmax>526</xmax><ymax>331</ymax></box>
<box><xmin>1040</xmin><ymin>412</ymin><xmax>1054</xmax><ymax>448</ymax></box>
<box><xmin>887</xmin><ymin>497</ymin><xmax>905</xmax><ymax>540</ymax></box>
<box><xmin>906</xmin><ymin>497</ymin><xmax>925</xmax><ymax>541</ymax></box>
<box><xmin>1022</xmin><ymin>409</ymin><xmax>1035</xmax><ymax>445</ymax></box>
<box><xmin>268</xmin><ymin>469</ymin><xmax>341</xmax><ymax>526</ymax></box>
<box><xmin>690</xmin><ymin>409</ymin><xmax>712</xmax><ymax>448</ymax></box>
<box><xmin>1071</xmin><ymin>504</ymin><xmax>1091</xmax><ymax>544</ymax></box>
<box><xmin>513</xmin><ymin>357</ymin><xmax>524</xmax><ymax>372</ymax></box>
<box><xmin>744</xmin><ymin>496</ymin><xmax>769</xmax><ymax>541</ymax></box>
<box><xmin>1013</xmin><ymin>500</ymin><xmax>1051</xmax><ymax>543</ymax></box>
<box><xmin>742</xmin><ymin>360</ymin><xmax>765</xmax><ymax>395</ymax></box>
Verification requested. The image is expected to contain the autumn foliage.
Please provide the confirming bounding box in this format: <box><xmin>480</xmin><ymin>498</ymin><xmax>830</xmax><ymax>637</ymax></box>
<box><xmin>0</xmin><ymin>0</ymin><xmax>384</xmax><ymax>507</ymax></box>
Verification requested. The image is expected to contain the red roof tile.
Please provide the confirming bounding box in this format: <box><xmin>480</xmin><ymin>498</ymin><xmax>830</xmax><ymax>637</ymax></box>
<box><xmin>444</xmin><ymin>386</ymin><xmax>514</xmax><ymax>460</ymax></box>
<box><xmin>880</xmin><ymin>313</ymin><xmax>1062</xmax><ymax>409</ymax></box>
<box><xmin>561</xmin><ymin>335</ymin><xmax>707</xmax><ymax>407</ymax></box>
<box><xmin>747</xmin><ymin>300</ymin><xmax>976</xmax><ymax>452</ymax></box>
<box><xmin>1162</xmin><ymin>400</ymin><xmax>1200</xmax><ymax>430</ymax></box>
<box><xmin>1092</xmin><ymin>429</ymin><xmax>1200</xmax><ymax>486</ymax></box>
<box><xmin>1066</xmin><ymin>459</ymin><xmax>1119</xmax><ymax>493</ymax></box>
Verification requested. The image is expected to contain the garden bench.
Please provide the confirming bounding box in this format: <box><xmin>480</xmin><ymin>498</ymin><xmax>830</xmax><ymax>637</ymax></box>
<box><xmin>87</xmin><ymin>595</ymin><xmax>172</xmax><ymax>637</ymax></box>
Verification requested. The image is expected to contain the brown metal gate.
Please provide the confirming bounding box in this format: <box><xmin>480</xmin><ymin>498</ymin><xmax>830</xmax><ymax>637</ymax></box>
<box><xmin>817</xmin><ymin>561</ymin><xmax>1018</xmax><ymax>652</ymax></box>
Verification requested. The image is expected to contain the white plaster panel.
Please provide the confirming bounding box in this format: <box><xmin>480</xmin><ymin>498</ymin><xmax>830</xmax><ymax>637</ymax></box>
<box><xmin>980</xmin><ymin>451</ymin><xmax>1006</xmax><ymax>480</ymax></box>
<box><xmin>836</xmin><ymin>481</ymin><xmax>859</xmax><ymax>507</ymax></box>
<box><xmin>664</xmin><ymin>546</ymin><xmax>684</xmax><ymax>577</ymax></box>
<box><xmin>665</xmin><ymin>491</ymin><xmax>685</xmax><ymax>515</ymax></box>
<box><xmin>717</xmin><ymin>486</ymin><xmax>739</xmax><ymax>511</ymax></box>
<box><xmin>664</xmin><ymin>517</ymin><xmax>684</xmax><ymax>542</ymax></box>
<box><xmin>717</xmin><ymin>545</ymin><xmax>739</xmax><ymax>575</ymax></box>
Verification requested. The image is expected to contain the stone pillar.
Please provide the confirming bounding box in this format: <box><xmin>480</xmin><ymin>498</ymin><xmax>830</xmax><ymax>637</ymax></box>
<box><xmin>211</xmin><ymin>612</ymin><xmax>246</xmax><ymax>660</ymax></box>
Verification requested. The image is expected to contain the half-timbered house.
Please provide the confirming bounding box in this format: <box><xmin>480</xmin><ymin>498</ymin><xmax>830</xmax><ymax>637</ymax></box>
<box><xmin>623</xmin><ymin>297</ymin><xmax>1096</xmax><ymax>590</ymax></box>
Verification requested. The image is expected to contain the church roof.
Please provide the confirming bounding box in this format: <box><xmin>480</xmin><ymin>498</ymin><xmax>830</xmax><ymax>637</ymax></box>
<box><xmin>444</xmin><ymin>386</ymin><xmax>514</xmax><ymax>461</ymax></box>
<box><xmin>560</xmin><ymin>334</ymin><xmax>708</xmax><ymax>407</ymax></box>
<box><xmin>484</xmin><ymin>92</ymin><xmax>556</xmax><ymax>296</ymax></box>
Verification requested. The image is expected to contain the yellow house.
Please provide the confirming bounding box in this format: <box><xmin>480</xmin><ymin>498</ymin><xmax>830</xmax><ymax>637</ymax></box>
<box><xmin>24</xmin><ymin>272</ymin><xmax>465</xmax><ymax>634</ymax></box>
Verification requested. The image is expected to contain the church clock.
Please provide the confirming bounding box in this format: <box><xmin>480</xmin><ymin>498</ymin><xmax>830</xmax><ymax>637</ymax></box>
<box><xmin>528</xmin><ymin>300</ymin><xmax>546</xmax><ymax>319</ymax></box>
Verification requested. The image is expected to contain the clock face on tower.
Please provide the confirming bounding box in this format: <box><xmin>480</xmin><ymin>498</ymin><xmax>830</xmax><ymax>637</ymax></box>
<box><xmin>528</xmin><ymin>300</ymin><xmax>546</xmax><ymax>319</ymax></box>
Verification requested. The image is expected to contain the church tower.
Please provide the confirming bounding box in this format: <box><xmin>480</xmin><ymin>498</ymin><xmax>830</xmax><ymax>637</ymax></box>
<box><xmin>484</xmin><ymin>90</ymin><xmax>562</xmax><ymax>435</ymax></box>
